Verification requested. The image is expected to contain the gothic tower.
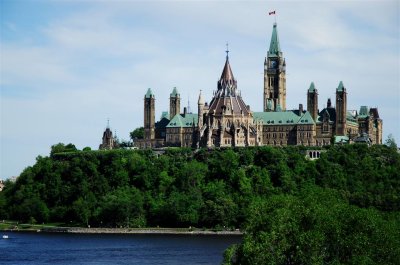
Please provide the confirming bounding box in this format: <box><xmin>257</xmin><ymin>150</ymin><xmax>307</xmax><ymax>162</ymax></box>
<box><xmin>335</xmin><ymin>81</ymin><xmax>347</xmax><ymax>136</ymax></box>
<box><xmin>264</xmin><ymin>23</ymin><xmax>286</xmax><ymax>111</ymax></box>
<box><xmin>198</xmin><ymin>90</ymin><xmax>204</xmax><ymax>129</ymax></box>
<box><xmin>202</xmin><ymin>50</ymin><xmax>255</xmax><ymax>148</ymax></box>
<box><xmin>99</xmin><ymin>120</ymin><xmax>115</xmax><ymax>150</ymax></box>
<box><xmin>307</xmin><ymin>82</ymin><xmax>319</xmax><ymax>121</ymax></box>
<box><xmin>169</xmin><ymin>87</ymin><xmax>180</xmax><ymax>119</ymax></box>
<box><xmin>144</xmin><ymin>88</ymin><xmax>155</xmax><ymax>140</ymax></box>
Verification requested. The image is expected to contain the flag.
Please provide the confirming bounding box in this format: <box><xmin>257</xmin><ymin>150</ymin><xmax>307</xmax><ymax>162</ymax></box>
<box><xmin>269</xmin><ymin>11</ymin><xmax>276</xmax><ymax>15</ymax></box>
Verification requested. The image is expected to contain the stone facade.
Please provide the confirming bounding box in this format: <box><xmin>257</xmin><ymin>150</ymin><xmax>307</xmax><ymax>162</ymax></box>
<box><xmin>134</xmin><ymin>23</ymin><xmax>383</xmax><ymax>149</ymax></box>
<box><xmin>99</xmin><ymin>122</ymin><xmax>118</xmax><ymax>150</ymax></box>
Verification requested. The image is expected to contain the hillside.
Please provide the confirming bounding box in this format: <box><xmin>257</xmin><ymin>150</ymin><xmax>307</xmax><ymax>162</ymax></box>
<box><xmin>1</xmin><ymin>144</ymin><xmax>399</xmax><ymax>263</ymax></box>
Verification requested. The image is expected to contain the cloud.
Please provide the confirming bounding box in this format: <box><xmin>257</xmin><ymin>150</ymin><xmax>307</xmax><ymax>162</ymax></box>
<box><xmin>1</xmin><ymin>1</ymin><xmax>399</xmax><ymax>179</ymax></box>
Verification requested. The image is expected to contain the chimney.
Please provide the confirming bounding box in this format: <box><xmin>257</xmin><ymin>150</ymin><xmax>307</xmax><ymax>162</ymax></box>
<box><xmin>299</xmin><ymin>104</ymin><xmax>303</xmax><ymax>113</ymax></box>
<box><xmin>183</xmin><ymin>107</ymin><xmax>187</xmax><ymax>116</ymax></box>
<box><xmin>327</xmin><ymin>98</ymin><xmax>332</xmax><ymax>108</ymax></box>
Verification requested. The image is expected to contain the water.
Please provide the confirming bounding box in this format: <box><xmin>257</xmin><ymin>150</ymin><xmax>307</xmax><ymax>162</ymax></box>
<box><xmin>0</xmin><ymin>232</ymin><xmax>241</xmax><ymax>265</ymax></box>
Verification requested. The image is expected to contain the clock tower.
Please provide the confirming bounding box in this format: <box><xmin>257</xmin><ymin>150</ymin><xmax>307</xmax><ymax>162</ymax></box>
<box><xmin>264</xmin><ymin>23</ymin><xmax>286</xmax><ymax>112</ymax></box>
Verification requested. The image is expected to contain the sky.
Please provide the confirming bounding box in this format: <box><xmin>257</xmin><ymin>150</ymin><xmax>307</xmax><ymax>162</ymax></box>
<box><xmin>1</xmin><ymin>0</ymin><xmax>399</xmax><ymax>180</ymax></box>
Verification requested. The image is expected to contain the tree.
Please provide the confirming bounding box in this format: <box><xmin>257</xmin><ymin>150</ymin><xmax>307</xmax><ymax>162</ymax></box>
<box><xmin>224</xmin><ymin>186</ymin><xmax>400</xmax><ymax>265</ymax></box>
<box><xmin>130</xmin><ymin>127</ymin><xmax>144</xmax><ymax>141</ymax></box>
<box><xmin>50</xmin><ymin>143</ymin><xmax>78</xmax><ymax>156</ymax></box>
<box><xmin>385</xmin><ymin>134</ymin><xmax>398</xmax><ymax>149</ymax></box>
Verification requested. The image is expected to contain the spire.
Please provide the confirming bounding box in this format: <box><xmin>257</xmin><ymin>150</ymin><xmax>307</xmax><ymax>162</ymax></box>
<box><xmin>145</xmin><ymin>88</ymin><xmax>154</xmax><ymax>98</ymax></box>
<box><xmin>337</xmin><ymin>81</ymin><xmax>345</xmax><ymax>92</ymax></box>
<box><xmin>308</xmin><ymin>82</ymin><xmax>316</xmax><ymax>92</ymax></box>
<box><xmin>268</xmin><ymin>23</ymin><xmax>282</xmax><ymax>58</ymax></box>
<box><xmin>198</xmin><ymin>90</ymin><xmax>204</xmax><ymax>105</ymax></box>
<box><xmin>170</xmin><ymin>87</ymin><xmax>179</xmax><ymax>97</ymax></box>
<box><xmin>220</xmin><ymin>52</ymin><xmax>235</xmax><ymax>82</ymax></box>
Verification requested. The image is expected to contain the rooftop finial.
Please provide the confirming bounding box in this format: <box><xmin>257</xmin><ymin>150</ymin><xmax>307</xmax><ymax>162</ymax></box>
<box><xmin>226</xmin><ymin>42</ymin><xmax>229</xmax><ymax>59</ymax></box>
<box><xmin>107</xmin><ymin>118</ymin><xmax>110</xmax><ymax>128</ymax></box>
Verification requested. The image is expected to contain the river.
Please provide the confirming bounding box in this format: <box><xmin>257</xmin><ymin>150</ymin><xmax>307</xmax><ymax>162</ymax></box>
<box><xmin>0</xmin><ymin>231</ymin><xmax>241</xmax><ymax>265</ymax></box>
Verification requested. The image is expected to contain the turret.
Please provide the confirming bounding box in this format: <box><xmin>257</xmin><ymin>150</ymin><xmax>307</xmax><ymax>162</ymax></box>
<box><xmin>335</xmin><ymin>81</ymin><xmax>347</xmax><ymax>135</ymax></box>
<box><xmin>198</xmin><ymin>90</ymin><xmax>204</xmax><ymax>128</ymax></box>
<box><xmin>169</xmin><ymin>87</ymin><xmax>180</xmax><ymax>119</ymax></box>
<box><xmin>307</xmin><ymin>82</ymin><xmax>318</xmax><ymax>121</ymax></box>
<box><xmin>144</xmin><ymin>88</ymin><xmax>155</xmax><ymax>141</ymax></box>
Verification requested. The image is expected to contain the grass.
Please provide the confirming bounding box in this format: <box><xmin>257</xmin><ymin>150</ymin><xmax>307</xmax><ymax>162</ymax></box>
<box><xmin>0</xmin><ymin>220</ymin><xmax>66</xmax><ymax>231</ymax></box>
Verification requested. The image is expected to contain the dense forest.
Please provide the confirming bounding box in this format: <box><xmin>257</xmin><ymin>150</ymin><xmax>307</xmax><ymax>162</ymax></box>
<box><xmin>1</xmin><ymin>143</ymin><xmax>399</xmax><ymax>264</ymax></box>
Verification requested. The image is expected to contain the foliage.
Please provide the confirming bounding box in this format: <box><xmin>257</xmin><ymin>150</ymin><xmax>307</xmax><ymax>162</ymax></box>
<box><xmin>224</xmin><ymin>186</ymin><xmax>400</xmax><ymax>264</ymax></box>
<box><xmin>385</xmin><ymin>133</ymin><xmax>398</xmax><ymax>149</ymax></box>
<box><xmin>2</xmin><ymin>144</ymin><xmax>400</xmax><ymax>263</ymax></box>
<box><xmin>130</xmin><ymin>127</ymin><xmax>144</xmax><ymax>141</ymax></box>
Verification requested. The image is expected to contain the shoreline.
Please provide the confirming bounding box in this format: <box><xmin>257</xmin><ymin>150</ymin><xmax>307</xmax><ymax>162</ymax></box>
<box><xmin>2</xmin><ymin>227</ymin><xmax>243</xmax><ymax>236</ymax></box>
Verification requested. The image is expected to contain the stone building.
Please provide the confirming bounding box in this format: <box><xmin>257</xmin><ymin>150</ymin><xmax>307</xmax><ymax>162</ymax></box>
<box><xmin>99</xmin><ymin>121</ymin><xmax>118</xmax><ymax>150</ymax></box>
<box><xmin>134</xmin><ymin>23</ymin><xmax>383</xmax><ymax>149</ymax></box>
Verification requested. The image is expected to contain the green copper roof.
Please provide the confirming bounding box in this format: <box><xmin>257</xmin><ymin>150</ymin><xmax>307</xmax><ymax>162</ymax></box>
<box><xmin>308</xmin><ymin>82</ymin><xmax>316</xmax><ymax>92</ymax></box>
<box><xmin>298</xmin><ymin>111</ymin><xmax>316</xmax><ymax>125</ymax></box>
<box><xmin>167</xmin><ymin>113</ymin><xmax>198</xmax><ymax>128</ymax></box>
<box><xmin>161</xmin><ymin>111</ymin><xmax>169</xmax><ymax>120</ymax></box>
<box><xmin>145</xmin><ymin>88</ymin><xmax>154</xmax><ymax>98</ymax></box>
<box><xmin>334</xmin><ymin>135</ymin><xmax>349</xmax><ymax>144</ymax></box>
<box><xmin>268</xmin><ymin>23</ymin><xmax>282</xmax><ymax>58</ymax></box>
<box><xmin>170</xmin><ymin>87</ymin><xmax>179</xmax><ymax>97</ymax></box>
<box><xmin>337</xmin><ymin>81</ymin><xmax>345</xmax><ymax>92</ymax></box>
<box><xmin>359</xmin><ymin>106</ymin><xmax>368</xmax><ymax>116</ymax></box>
<box><xmin>254</xmin><ymin>110</ymin><xmax>315</xmax><ymax>125</ymax></box>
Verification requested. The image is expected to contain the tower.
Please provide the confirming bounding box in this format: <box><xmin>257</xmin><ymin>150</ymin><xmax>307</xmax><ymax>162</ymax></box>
<box><xmin>202</xmin><ymin>48</ymin><xmax>255</xmax><ymax>148</ymax></box>
<box><xmin>198</xmin><ymin>90</ymin><xmax>204</xmax><ymax>129</ymax></box>
<box><xmin>144</xmin><ymin>88</ymin><xmax>155</xmax><ymax>140</ymax></box>
<box><xmin>169</xmin><ymin>87</ymin><xmax>180</xmax><ymax>119</ymax></box>
<box><xmin>99</xmin><ymin>120</ymin><xmax>115</xmax><ymax>150</ymax></box>
<box><xmin>307</xmin><ymin>82</ymin><xmax>318</xmax><ymax>121</ymax></box>
<box><xmin>264</xmin><ymin>23</ymin><xmax>286</xmax><ymax>111</ymax></box>
<box><xmin>335</xmin><ymin>81</ymin><xmax>347</xmax><ymax>135</ymax></box>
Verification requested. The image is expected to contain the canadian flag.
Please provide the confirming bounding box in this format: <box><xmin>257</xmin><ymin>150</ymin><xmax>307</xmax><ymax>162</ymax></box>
<box><xmin>269</xmin><ymin>11</ymin><xmax>276</xmax><ymax>15</ymax></box>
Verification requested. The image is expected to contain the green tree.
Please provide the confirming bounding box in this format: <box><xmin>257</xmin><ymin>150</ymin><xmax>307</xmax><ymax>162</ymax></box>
<box><xmin>50</xmin><ymin>143</ymin><xmax>78</xmax><ymax>156</ymax></box>
<box><xmin>225</xmin><ymin>186</ymin><xmax>400</xmax><ymax>265</ymax></box>
<box><xmin>130</xmin><ymin>127</ymin><xmax>144</xmax><ymax>141</ymax></box>
<box><xmin>97</xmin><ymin>187</ymin><xmax>145</xmax><ymax>228</ymax></box>
<box><xmin>385</xmin><ymin>133</ymin><xmax>398</xmax><ymax>149</ymax></box>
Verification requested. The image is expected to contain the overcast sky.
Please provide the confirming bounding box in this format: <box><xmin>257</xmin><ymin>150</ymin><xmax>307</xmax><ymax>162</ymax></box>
<box><xmin>1</xmin><ymin>0</ymin><xmax>399</xmax><ymax>180</ymax></box>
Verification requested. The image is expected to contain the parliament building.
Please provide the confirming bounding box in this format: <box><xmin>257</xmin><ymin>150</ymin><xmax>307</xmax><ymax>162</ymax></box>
<box><xmin>133</xmin><ymin>23</ymin><xmax>383</xmax><ymax>149</ymax></box>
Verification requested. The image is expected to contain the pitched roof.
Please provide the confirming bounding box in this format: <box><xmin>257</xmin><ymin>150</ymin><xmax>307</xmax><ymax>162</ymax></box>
<box><xmin>155</xmin><ymin>117</ymin><xmax>170</xmax><ymax>129</ymax></box>
<box><xmin>145</xmin><ymin>88</ymin><xmax>154</xmax><ymax>98</ymax></box>
<box><xmin>208</xmin><ymin>95</ymin><xmax>250</xmax><ymax>116</ymax></box>
<box><xmin>207</xmin><ymin>53</ymin><xmax>250</xmax><ymax>116</ymax></box>
<box><xmin>268</xmin><ymin>23</ymin><xmax>282</xmax><ymax>58</ymax></box>
<box><xmin>170</xmin><ymin>87</ymin><xmax>179</xmax><ymax>97</ymax></box>
<box><xmin>254</xmin><ymin>110</ymin><xmax>315</xmax><ymax>125</ymax></box>
<box><xmin>308</xmin><ymin>82</ymin><xmax>316</xmax><ymax>92</ymax></box>
<box><xmin>220</xmin><ymin>57</ymin><xmax>235</xmax><ymax>82</ymax></box>
<box><xmin>317</xmin><ymin>107</ymin><xmax>336</xmax><ymax>123</ymax></box>
<box><xmin>359</xmin><ymin>106</ymin><xmax>369</xmax><ymax>116</ymax></box>
<box><xmin>337</xmin><ymin>81</ymin><xmax>345</xmax><ymax>92</ymax></box>
<box><xmin>167</xmin><ymin>113</ymin><xmax>198</xmax><ymax>128</ymax></box>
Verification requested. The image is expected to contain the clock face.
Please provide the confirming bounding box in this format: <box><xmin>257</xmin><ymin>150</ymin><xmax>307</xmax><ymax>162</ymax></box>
<box><xmin>270</xmin><ymin>60</ymin><xmax>277</xmax><ymax>68</ymax></box>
